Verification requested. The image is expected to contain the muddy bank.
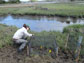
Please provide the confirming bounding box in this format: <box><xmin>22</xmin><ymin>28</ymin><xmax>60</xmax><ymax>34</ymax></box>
<box><xmin>0</xmin><ymin>45</ymin><xmax>83</xmax><ymax>63</ymax></box>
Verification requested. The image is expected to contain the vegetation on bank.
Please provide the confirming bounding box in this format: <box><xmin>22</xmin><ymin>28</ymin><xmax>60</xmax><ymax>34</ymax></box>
<box><xmin>0</xmin><ymin>24</ymin><xmax>18</xmax><ymax>48</ymax></box>
<box><xmin>0</xmin><ymin>24</ymin><xmax>84</xmax><ymax>56</ymax></box>
<box><xmin>0</xmin><ymin>3</ymin><xmax>84</xmax><ymax>17</ymax></box>
<box><xmin>63</xmin><ymin>24</ymin><xmax>84</xmax><ymax>56</ymax></box>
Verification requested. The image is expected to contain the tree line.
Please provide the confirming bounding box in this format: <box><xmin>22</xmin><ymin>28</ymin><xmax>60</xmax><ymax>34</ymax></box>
<box><xmin>0</xmin><ymin>0</ymin><xmax>84</xmax><ymax>4</ymax></box>
<box><xmin>0</xmin><ymin>0</ymin><xmax>20</xmax><ymax>4</ymax></box>
<box><xmin>0</xmin><ymin>0</ymin><xmax>38</xmax><ymax>4</ymax></box>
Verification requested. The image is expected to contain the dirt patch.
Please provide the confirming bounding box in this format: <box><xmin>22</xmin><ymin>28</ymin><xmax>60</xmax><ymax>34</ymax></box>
<box><xmin>0</xmin><ymin>45</ymin><xmax>83</xmax><ymax>63</ymax></box>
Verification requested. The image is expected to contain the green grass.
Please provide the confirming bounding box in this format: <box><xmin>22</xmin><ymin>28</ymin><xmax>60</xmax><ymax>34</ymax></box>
<box><xmin>0</xmin><ymin>3</ymin><xmax>84</xmax><ymax>17</ymax></box>
<box><xmin>0</xmin><ymin>24</ymin><xmax>18</xmax><ymax>48</ymax></box>
<box><xmin>0</xmin><ymin>24</ymin><xmax>84</xmax><ymax>57</ymax></box>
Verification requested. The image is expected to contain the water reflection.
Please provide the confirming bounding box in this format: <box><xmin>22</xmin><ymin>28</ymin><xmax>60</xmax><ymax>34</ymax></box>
<box><xmin>0</xmin><ymin>15</ymin><xmax>7</xmax><ymax>22</ymax></box>
<box><xmin>12</xmin><ymin>15</ymin><xmax>41</xmax><ymax>21</ymax></box>
<box><xmin>0</xmin><ymin>15</ymin><xmax>84</xmax><ymax>32</ymax></box>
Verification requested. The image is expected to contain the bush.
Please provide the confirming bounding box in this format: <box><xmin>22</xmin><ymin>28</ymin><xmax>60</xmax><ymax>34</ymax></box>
<box><xmin>63</xmin><ymin>24</ymin><xmax>84</xmax><ymax>56</ymax></box>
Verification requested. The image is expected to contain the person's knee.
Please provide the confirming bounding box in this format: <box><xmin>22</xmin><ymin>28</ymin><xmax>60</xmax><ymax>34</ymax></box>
<box><xmin>22</xmin><ymin>40</ymin><xmax>27</xmax><ymax>43</ymax></box>
<box><xmin>23</xmin><ymin>41</ymin><xmax>27</xmax><ymax>44</ymax></box>
<box><xmin>25</xmin><ymin>40</ymin><xmax>28</xmax><ymax>43</ymax></box>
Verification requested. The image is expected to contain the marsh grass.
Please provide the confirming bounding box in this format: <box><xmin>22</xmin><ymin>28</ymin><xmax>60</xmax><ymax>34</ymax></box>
<box><xmin>0</xmin><ymin>3</ymin><xmax>84</xmax><ymax>17</ymax></box>
<box><xmin>0</xmin><ymin>24</ymin><xmax>84</xmax><ymax>57</ymax></box>
<box><xmin>0</xmin><ymin>24</ymin><xmax>18</xmax><ymax>48</ymax></box>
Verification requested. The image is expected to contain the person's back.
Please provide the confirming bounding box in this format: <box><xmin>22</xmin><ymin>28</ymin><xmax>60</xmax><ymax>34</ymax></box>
<box><xmin>13</xmin><ymin>27</ymin><xmax>27</xmax><ymax>39</ymax></box>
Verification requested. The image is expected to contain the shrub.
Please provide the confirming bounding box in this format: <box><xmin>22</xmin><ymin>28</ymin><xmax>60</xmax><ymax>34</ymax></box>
<box><xmin>63</xmin><ymin>24</ymin><xmax>84</xmax><ymax>56</ymax></box>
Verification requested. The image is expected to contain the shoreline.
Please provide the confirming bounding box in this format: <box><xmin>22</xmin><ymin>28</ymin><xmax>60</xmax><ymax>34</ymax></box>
<box><xmin>0</xmin><ymin>13</ymin><xmax>83</xmax><ymax>19</ymax></box>
<box><xmin>11</xmin><ymin>13</ymin><xmax>84</xmax><ymax>18</ymax></box>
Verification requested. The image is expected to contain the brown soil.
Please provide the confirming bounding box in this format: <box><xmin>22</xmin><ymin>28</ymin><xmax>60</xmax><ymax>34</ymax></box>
<box><xmin>0</xmin><ymin>45</ymin><xmax>83</xmax><ymax>63</ymax></box>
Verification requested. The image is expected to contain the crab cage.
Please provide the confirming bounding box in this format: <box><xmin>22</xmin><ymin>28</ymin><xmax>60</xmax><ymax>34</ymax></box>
<box><xmin>27</xmin><ymin>35</ymin><xmax>59</xmax><ymax>58</ymax></box>
<box><xmin>27</xmin><ymin>28</ymin><xmax>84</xmax><ymax>61</ymax></box>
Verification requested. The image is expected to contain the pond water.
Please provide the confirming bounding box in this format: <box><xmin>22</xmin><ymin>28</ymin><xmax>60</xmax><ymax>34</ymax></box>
<box><xmin>0</xmin><ymin>15</ymin><xmax>84</xmax><ymax>32</ymax></box>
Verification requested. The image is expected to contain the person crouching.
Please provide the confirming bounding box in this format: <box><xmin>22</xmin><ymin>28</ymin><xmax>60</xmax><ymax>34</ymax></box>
<box><xmin>13</xmin><ymin>24</ymin><xmax>33</xmax><ymax>52</ymax></box>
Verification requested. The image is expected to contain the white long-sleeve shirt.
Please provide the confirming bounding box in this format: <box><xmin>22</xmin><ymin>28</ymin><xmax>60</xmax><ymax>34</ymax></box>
<box><xmin>13</xmin><ymin>27</ymin><xmax>32</xmax><ymax>39</ymax></box>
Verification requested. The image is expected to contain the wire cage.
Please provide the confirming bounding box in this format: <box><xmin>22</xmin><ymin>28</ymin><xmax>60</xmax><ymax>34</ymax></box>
<box><xmin>27</xmin><ymin>27</ymin><xmax>84</xmax><ymax>61</ymax></box>
<box><xmin>27</xmin><ymin>34</ymin><xmax>59</xmax><ymax>58</ymax></box>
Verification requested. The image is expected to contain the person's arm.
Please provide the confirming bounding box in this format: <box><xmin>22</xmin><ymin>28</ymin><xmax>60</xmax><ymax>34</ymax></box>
<box><xmin>24</xmin><ymin>30</ymin><xmax>32</xmax><ymax>37</ymax></box>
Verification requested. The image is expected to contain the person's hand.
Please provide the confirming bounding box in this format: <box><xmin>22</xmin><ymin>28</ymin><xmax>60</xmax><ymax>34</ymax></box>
<box><xmin>29</xmin><ymin>34</ymin><xmax>35</xmax><ymax>39</ymax></box>
<box><xmin>32</xmin><ymin>34</ymin><xmax>34</xmax><ymax>36</ymax></box>
<box><xmin>29</xmin><ymin>34</ymin><xmax>34</xmax><ymax>37</ymax></box>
